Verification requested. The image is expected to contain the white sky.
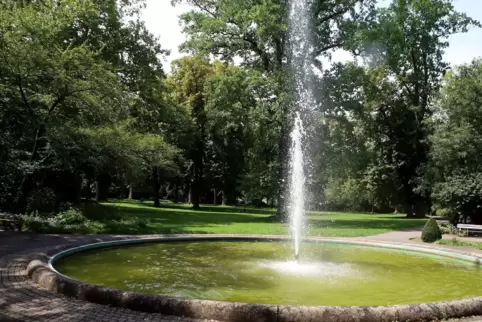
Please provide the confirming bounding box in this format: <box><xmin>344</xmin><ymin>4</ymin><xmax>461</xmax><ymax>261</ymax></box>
<box><xmin>142</xmin><ymin>0</ymin><xmax>482</xmax><ymax>73</ymax></box>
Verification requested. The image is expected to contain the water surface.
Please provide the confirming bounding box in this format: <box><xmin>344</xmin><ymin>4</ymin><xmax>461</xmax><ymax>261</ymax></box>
<box><xmin>55</xmin><ymin>241</ymin><xmax>482</xmax><ymax>306</ymax></box>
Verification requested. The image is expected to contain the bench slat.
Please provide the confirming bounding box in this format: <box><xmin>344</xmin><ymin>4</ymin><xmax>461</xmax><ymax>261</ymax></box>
<box><xmin>457</xmin><ymin>224</ymin><xmax>482</xmax><ymax>230</ymax></box>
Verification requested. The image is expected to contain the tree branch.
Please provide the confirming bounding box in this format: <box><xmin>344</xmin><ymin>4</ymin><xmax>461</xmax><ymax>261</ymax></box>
<box><xmin>191</xmin><ymin>0</ymin><xmax>218</xmax><ymax>18</ymax></box>
<box><xmin>315</xmin><ymin>42</ymin><xmax>343</xmax><ymax>56</ymax></box>
<box><xmin>17</xmin><ymin>78</ymin><xmax>34</xmax><ymax>111</ymax></box>
<box><xmin>315</xmin><ymin>1</ymin><xmax>358</xmax><ymax>25</ymax></box>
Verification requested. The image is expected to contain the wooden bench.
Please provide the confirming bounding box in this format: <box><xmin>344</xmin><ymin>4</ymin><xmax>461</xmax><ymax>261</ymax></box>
<box><xmin>0</xmin><ymin>219</ymin><xmax>22</xmax><ymax>231</ymax></box>
<box><xmin>457</xmin><ymin>224</ymin><xmax>482</xmax><ymax>236</ymax></box>
<box><xmin>428</xmin><ymin>216</ymin><xmax>450</xmax><ymax>226</ymax></box>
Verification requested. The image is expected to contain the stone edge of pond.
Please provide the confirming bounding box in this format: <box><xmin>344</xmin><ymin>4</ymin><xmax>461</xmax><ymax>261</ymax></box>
<box><xmin>26</xmin><ymin>234</ymin><xmax>482</xmax><ymax>322</ymax></box>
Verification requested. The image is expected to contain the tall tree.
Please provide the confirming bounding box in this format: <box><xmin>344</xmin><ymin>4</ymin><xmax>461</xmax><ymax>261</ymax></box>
<box><xmin>204</xmin><ymin>64</ymin><xmax>256</xmax><ymax>204</ymax></box>
<box><xmin>0</xmin><ymin>0</ymin><xmax>175</xmax><ymax>213</ymax></box>
<box><xmin>352</xmin><ymin>0</ymin><xmax>479</xmax><ymax>217</ymax></box>
<box><xmin>172</xmin><ymin>0</ymin><xmax>375</xmax><ymax>217</ymax></box>
<box><xmin>168</xmin><ymin>56</ymin><xmax>214</xmax><ymax>209</ymax></box>
<box><xmin>430</xmin><ymin>60</ymin><xmax>482</xmax><ymax>224</ymax></box>
<box><xmin>1</xmin><ymin>0</ymin><xmax>127</xmax><ymax>213</ymax></box>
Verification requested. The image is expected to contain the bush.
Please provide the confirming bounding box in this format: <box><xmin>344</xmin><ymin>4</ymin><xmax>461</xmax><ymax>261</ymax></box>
<box><xmin>421</xmin><ymin>218</ymin><xmax>442</xmax><ymax>243</ymax></box>
<box><xmin>55</xmin><ymin>208</ymin><xmax>89</xmax><ymax>225</ymax></box>
<box><xmin>21</xmin><ymin>213</ymin><xmax>57</xmax><ymax>233</ymax></box>
<box><xmin>26</xmin><ymin>188</ymin><xmax>56</xmax><ymax>214</ymax></box>
<box><xmin>21</xmin><ymin>208</ymin><xmax>93</xmax><ymax>233</ymax></box>
<box><xmin>435</xmin><ymin>208</ymin><xmax>449</xmax><ymax>217</ymax></box>
<box><xmin>432</xmin><ymin>173</ymin><xmax>482</xmax><ymax>224</ymax></box>
<box><xmin>439</xmin><ymin>223</ymin><xmax>458</xmax><ymax>235</ymax></box>
<box><xmin>20</xmin><ymin>206</ymin><xmax>149</xmax><ymax>234</ymax></box>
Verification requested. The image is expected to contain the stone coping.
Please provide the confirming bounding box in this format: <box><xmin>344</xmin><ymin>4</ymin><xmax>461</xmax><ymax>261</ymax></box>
<box><xmin>27</xmin><ymin>234</ymin><xmax>482</xmax><ymax>322</ymax></box>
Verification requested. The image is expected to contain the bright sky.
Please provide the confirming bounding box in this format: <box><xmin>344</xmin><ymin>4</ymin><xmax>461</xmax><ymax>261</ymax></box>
<box><xmin>142</xmin><ymin>0</ymin><xmax>482</xmax><ymax>73</ymax></box>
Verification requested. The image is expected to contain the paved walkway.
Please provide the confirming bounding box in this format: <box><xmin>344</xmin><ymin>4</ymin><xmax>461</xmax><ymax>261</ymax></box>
<box><xmin>357</xmin><ymin>225</ymin><xmax>424</xmax><ymax>243</ymax></box>
<box><xmin>1</xmin><ymin>231</ymin><xmax>482</xmax><ymax>322</ymax></box>
<box><xmin>0</xmin><ymin>232</ymin><xmax>214</xmax><ymax>322</ymax></box>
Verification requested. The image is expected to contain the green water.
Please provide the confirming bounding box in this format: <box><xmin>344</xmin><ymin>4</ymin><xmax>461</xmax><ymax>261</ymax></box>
<box><xmin>54</xmin><ymin>241</ymin><xmax>482</xmax><ymax>306</ymax></box>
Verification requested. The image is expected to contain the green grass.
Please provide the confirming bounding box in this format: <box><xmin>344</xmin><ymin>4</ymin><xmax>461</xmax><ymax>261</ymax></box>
<box><xmin>77</xmin><ymin>200</ymin><xmax>427</xmax><ymax>237</ymax></box>
<box><xmin>436</xmin><ymin>238</ymin><xmax>482</xmax><ymax>250</ymax></box>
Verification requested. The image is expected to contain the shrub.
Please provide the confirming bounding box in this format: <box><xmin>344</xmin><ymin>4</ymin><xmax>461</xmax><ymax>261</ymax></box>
<box><xmin>26</xmin><ymin>188</ymin><xmax>56</xmax><ymax>214</ymax></box>
<box><xmin>21</xmin><ymin>213</ymin><xmax>57</xmax><ymax>233</ymax></box>
<box><xmin>421</xmin><ymin>218</ymin><xmax>442</xmax><ymax>243</ymax></box>
<box><xmin>432</xmin><ymin>173</ymin><xmax>482</xmax><ymax>224</ymax></box>
<box><xmin>21</xmin><ymin>208</ymin><xmax>93</xmax><ymax>233</ymax></box>
<box><xmin>55</xmin><ymin>208</ymin><xmax>88</xmax><ymax>225</ymax></box>
<box><xmin>439</xmin><ymin>223</ymin><xmax>458</xmax><ymax>235</ymax></box>
<box><xmin>435</xmin><ymin>208</ymin><xmax>449</xmax><ymax>217</ymax></box>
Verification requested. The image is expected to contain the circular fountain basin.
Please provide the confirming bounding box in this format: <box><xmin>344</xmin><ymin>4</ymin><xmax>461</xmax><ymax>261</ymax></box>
<box><xmin>53</xmin><ymin>239</ymin><xmax>482</xmax><ymax>307</ymax></box>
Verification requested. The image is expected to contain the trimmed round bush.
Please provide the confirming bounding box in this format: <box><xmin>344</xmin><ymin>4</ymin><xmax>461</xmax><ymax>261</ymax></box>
<box><xmin>421</xmin><ymin>218</ymin><xmax>442</xmax><ymax>243</ymax></box>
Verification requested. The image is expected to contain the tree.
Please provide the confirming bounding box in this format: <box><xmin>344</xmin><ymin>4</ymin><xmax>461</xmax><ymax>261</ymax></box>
<box><xmin>0</xmin><ymin>0</ymin><xmax>128</xmax><ymax>213</ymax></box>
<box><xmin>0</xmin><ymin>0</ymin><xmax>175</xmax><ymax>214</ymax></box>
<box><xmin>172</xmin><ymin>0</ymin><xmax>376</xmax><ymax>218</ymax></box>
<box><xmin>430</xmin><ymin>60</ymin><xmax>482</xmax><ymax>224</ymax></box>
<box><xmin>168</xmin><ymin>56</ymin><xmax>215</xmax><ymax>209</ymax></box>
<box><xmin>351</xmin><ymin>0</ymin><xmax>479</xmax><ymax>217</ymax></box>
<box><xmin>204</xmin><ymin>65</ymin><xmax>256</xmax><ymax>205</ymax></box>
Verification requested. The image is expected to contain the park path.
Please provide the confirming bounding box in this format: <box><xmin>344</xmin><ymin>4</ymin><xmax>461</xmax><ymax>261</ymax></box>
<box><xmin>0</xmin><ymin>232</ymin><xmax>216</xmax><ymax>322</ymax></box>
<box><xmin>359</xmin><ymin>225</ymin><xmax>424</xmax><ymax>243</ymax></box>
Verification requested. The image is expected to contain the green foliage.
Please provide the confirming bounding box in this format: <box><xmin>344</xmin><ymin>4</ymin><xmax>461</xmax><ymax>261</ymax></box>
<box><xmin>439</xmin><ymin>223</ymin><xmax>458</xmax><ymax>235</ymax></box>
<box><xmin>0</xmin><ymin>0</ymin><xmax>480</xmax><ymax>221</ymax></box>
<box><xmin>432</xmin><ymin>173</ymin><xmax>482</xmax><ymax>225</ymax></box>
<box><xmin>26</xmin><ymin>188</ymin><xmax>57</xmax><ymax>214</ymax></box>
<box><xmin>21</xmin><ymin>209</ymin><xmax>93</xmax><ymax>234</ymax></box>
<box><xmin>421</xmin><ymin>218</ymin><xmax>442</xmax><ymax>243</ymax></box>
<box><xmin>436</xmin><ymin>238</ymin><xmax>482</xmax><ymax>250</ymax></box>
<box><xmin>324</xmin><ymin>177</ymin><xmax>370</xmax><ymax>211</ymax></box>
<box><xmin>173</xmin><ymin>0</ymin><xmax>375</xmax><ymax>73</ymax></box>
<box><xmin>20</xmin><ymin>205</ymin><xmax>151</xmax><ymax>234</ymax></box>
<box><xmin>435</xmin><ymin>208</ymin><xmax>449</xmax><ymax>218</ymax></box>
<box><xmin>430</xmin><ymin>60</ymin><xmax>482</xmax><ymax>224</ymax></box>
<box><xmin>341</xmin><ymin>0</ymin><xmax>479</xmax><ymax>217</ymax></box>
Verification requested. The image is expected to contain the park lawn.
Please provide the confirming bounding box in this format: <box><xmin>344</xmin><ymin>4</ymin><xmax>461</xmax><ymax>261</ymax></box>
<box><xmin>435</xmin><ymin>239</ymin><xmax>482</xmax><ymax>250</ymax></box>
<box><xmin>86</xmin><ymin>200</ymin><xmax>427</xmax><ymax>237</ymax></box>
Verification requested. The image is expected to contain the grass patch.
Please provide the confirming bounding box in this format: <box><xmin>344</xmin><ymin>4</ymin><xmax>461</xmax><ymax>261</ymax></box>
<box><xmin>19</xmin><ymin>200</ymin><xmax>427</xmax><ymax>236</ymax></box>
<box><xmin>435</xmin><ymin>238</ymin><xmax>482</xmax><ymax>250</ymax></box>
<box><xmin>70</xmin><ymin>200</ymin><xmax>425</xmax><ymax>237</ymax></box>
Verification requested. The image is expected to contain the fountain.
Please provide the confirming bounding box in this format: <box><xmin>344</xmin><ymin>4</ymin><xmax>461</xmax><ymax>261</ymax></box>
<box><xmin>288</xmin><ymin>114</ymin><xmax>305</xmax><ymax>263</ymax></box>
<box><xmin>286</xmin><ymin>0</ymin><xmax>316</xmax><ymax>261</ymax></box>
<box><xmin>32</xmin><ymin>0</ymin><xmax>482</xmax><ymax>320</ymax></box>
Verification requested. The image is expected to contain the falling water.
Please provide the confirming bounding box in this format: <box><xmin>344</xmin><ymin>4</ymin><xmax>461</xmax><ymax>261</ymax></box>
<box><xmin>288</xmin><ymin>114</ymin><xmax>305</xmax><ymax>260</ymax></box>
<box><xmin>286</xmin><ymin>0</ymin><xmax>316</xmax><ymax>261</ymax></box>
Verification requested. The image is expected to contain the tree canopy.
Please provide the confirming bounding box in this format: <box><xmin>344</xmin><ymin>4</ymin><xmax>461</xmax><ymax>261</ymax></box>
<box><xmin>1</xmin><ymin>0</ymin><xmax>481</xmax><ymax>225</ymax></box>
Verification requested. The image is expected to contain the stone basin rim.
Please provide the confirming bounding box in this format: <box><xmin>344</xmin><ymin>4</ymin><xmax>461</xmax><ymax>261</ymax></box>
<box><xmin>27</xmin><ymin>234</ymin><xmax>482</xmax><ymax>322</ymax></box>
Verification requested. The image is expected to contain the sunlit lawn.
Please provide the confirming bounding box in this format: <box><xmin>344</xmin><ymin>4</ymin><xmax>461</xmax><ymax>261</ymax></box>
<box><xmin>88</xmin><ymin>200</ymin><xmax>426</xmax><ymax>237</ymax></box>
<box><xmin>436</xmin><ymin>239</ymin><xmax>482</xmax><ymax>250</ymax></box>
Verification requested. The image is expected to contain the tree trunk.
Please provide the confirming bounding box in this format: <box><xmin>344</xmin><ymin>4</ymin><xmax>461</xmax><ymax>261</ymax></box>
<box><xmin>13</xmin><ymin>174</ymin><xmax>34</xmax><ymax>214</ymax></box>
<box><xmin>85</xmin><ymin>179</ymin><xmax>92</xmax><ymax>200</ymax></box>
<box><xmin>128</xmin><ymin>185</ymin><xmax>133</xmax><ymax>200</ymax></box>
<box><xmin>222</xmin><ymin>189</ymin><xmax>236</xmax><ymax>206</ymax></box>
<box><xmin>95</xmin><ymin>173</ymin><xmax>110</xmax><ymax>202</ymax></box>
<box><xmin>74</xmin><ymin>174</ymin><xmax>82</xmax><ymax>205</ymax></box>
<box><xmin>191</xmin><ymin>181</ymin><xmax>200</xmax><ymax>209</ymax></box>
<box><xmin>275</xmin><ymin>124</ymin><xmax>289</xmax><ymax>221</ymax></box>
<box><xmin>152</xmin><ymin>167</ymin><xmax>160</xmax><ymax>207</ymax></box>
<box><xmin>404</xmin><ymin>203</ymin><xmax>414</xmax><ymax>218</ymax></box>
<box><xmin>173</xmin><ymin>182</ymin><xmax>179</xmax><ymax>203</ymax></box>
<box><xmin>213</xmin><ymin>189</ymin><xmax>217</xmax><ymax>205</ymax></box>
<box><xmin>412</xmin><ymin>199</ymin><xmax>427</xmax><ymax>218</ymax></box>
<box><xmin>188</xmin><ymin>185</ymin><xmax>192</xmax><ymax>204</ymax></box>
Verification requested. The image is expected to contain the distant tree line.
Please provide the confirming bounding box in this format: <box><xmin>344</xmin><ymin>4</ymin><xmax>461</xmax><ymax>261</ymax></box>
<box><xmin>0</xmin><ymin>0</ymin><xmax>480</xmax><ymax>224</ymax></box>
